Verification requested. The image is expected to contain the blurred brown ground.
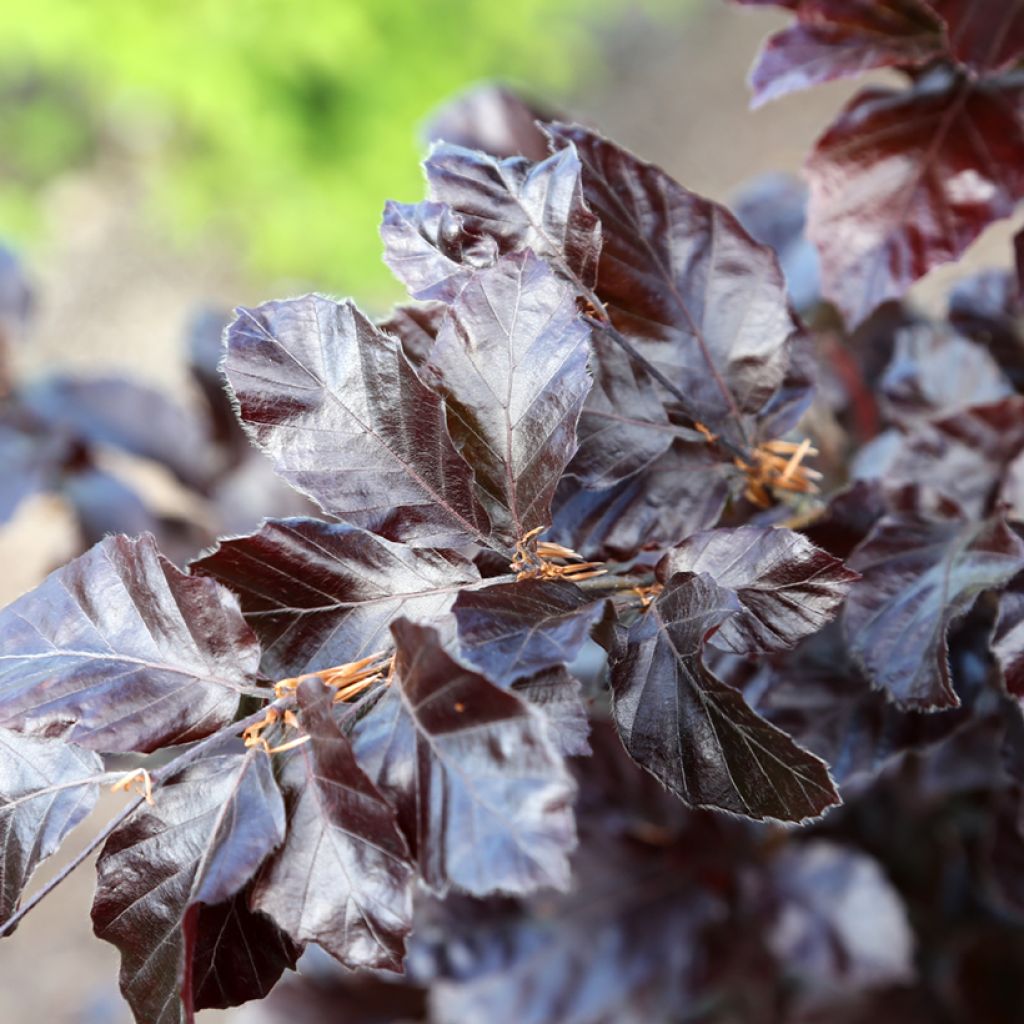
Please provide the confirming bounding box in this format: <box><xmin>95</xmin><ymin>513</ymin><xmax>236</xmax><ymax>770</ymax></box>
<box><xmin>2</xmin><ymin>3</ymin><xmax>1021</xmax><ymax>1022</ymax></box>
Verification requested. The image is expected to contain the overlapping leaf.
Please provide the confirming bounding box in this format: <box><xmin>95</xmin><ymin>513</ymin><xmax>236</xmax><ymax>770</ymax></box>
<box><xmin>928</xmin><ymin>0</ymin><xmax>1024</xmax><ymax>72</ymax></box>
<box><xmin>452</xmin><ymin>579</ymin><xmax>606</xmax><ymax>686</ymax></box>
<box><xmin>353</xmin><ymin>619</ymin><xmax>576</xmax><ymax>896</ymax></box>
<box><xmin>425</xmin><ymin>253</ymin><xmax>592</xmax><ymax>549</ymax></box>
<box><xmin>377</xmin><ymin>301</ymin><xmax>445</xmax><ymax>368</ymax></box>
<box><xmin>0</xmin><ymin>534</ymin><xmax>256</xmax><ymax>752</ymax></box>
<box><xmin>222</xmin><ymin>295</ymin><xmax>489</xmax><ymax>548</ymax></box>
<box><xmin>92</xmin><ymin>752</ymin><xmax>288</xmax><ymax>1024</ymax></box>
<box><xmin>252</xmin><ymin>678</ymin><xmax>414</xmax><ymax>970</ymax></box>
<box><xmin>0</xmin><ymin>728</ymin><xmax>102</xmax><ymax>926</ymax></box>
<box><xmin>806</xmin><ymin>72</ymin><xmax>1024</xmax><ymax>327</ymax></box>
<box><xmin>747</xmin><ymin>0</ymin><xmax>942</xmax><ymax>107</ymax></box>
<box><xmin>611</xmin><ymin>572</ymin><xmax>839</xmax><ymax>821</ymax></box>
<box><xmin>191</xmin><ymin>517</ymin><xmax>480</xmax><ymax>677</ymax></box>
<box><xmin>844</xmin><ymin>499</ymin><xmax>1024</xmax><ymax>709</ymax></box>
<box><xmin>511</xmin><ymin>667</ymin><xmax>591</xmax><ymax>756</ymax></box>
<box><xmin>546</xmin><ymin>123</ymin><xmax>797</xmax><ymax>441</ymax></box>
<box><xmin>659</xmin><ymin>526</ymin><xmax>857</xmax><ymax>655</ymax></box>
<box><xmin>994</xmin><ymin>577</ymin><xmax>1024</xmax><ymax>698</ymax></box>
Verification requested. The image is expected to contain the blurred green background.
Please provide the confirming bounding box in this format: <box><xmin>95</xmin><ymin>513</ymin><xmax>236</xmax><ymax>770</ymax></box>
<box><xmin>0</xmin><ymin>0</ymin><xmax>672</xmax><ymax>300</ymax></box>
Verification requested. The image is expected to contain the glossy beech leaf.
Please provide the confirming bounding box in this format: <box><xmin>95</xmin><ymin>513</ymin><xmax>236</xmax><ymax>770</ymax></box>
<box><xmin>425</xmin><ymin>84</ymin><xmax>551</xmax><ymax>161</ymax></box>
<box><xmin>929</xmin><ymin>0</ymin><xmax>1024</xmax><ymax>72</ymax></box>
<box><xmin>879</xmin><ymin>325</ymin><xmax>1012</xmax><ymax>427</ymax></box>
<box><xmin>806</xmin><ymin>71</ymin><xmax>1024</xmax><ymax>327</ymax></box>
<box><xmin>452</xmin><ymin>579</ymin><xmax>606</xmax><ymax>686</ymax></box>
<box><xmin>885</xmin><ymin>395</ymin><xmax>1024</xmax><ymax>518</ymax></box>
<box><xmin>511</xmin><ymin>666</ymin><xmax>591</xmax><ymax>756</ymax></box>
<box><xmin>0</xmin><ymin>534</ymin><xmax>256</xmax><ymax>753</ymax></box>
<box><xmin>425</xmin><ymin>252</ymin><xmax>592</xmax><ymax>549</ymax></box>
<box><xmin>189</xmin><ymin>887</ymin><xmax>300</xmax><ymax>1013</ymax></box>
<box><xmin>252</xmin><ymin>678</ymin><xmax>414</xmax><ymax>970</ymax></box>
<box><xmin>222</xmin><ymin>294</ymin><xmax>489</xmax><ymax>548</ymax></box>
<box><xmin>380</xmin><ymin>200</ymin><xmax>498</xmax><ymax>302</ymax></box>
<box><xmin>422</xmin><ymin>142</ymin><xmax>602</xmax><ymax>289</ymax></box>
<box><xmin>659</xmin><ymin>526</ymin><xmax>858</xmax><ymax>655</ymax></box>
<box><xmin>22</xmin><ymin>375</ymin><xmax>215</xmax><ymax>491</ymax></box>
<box><xmin>353</xmin><ymin>619</ymin><xmax>576</xmax><ymax>896</ymax></box>
<box><xmin>191</xmin><ymin>517</ymin><xmax>480</xmax><ymax>678</ymax></box>
<box><xmin>377</xmin><ymin>300</ymin><xmax>445</xmax><ymax>368</ymax></box>
<box><xmin>546</xmin><ymin>123</ymin><xmax>796</xmax><ymax>440</ymax></box>
<box><xmin>844</xmin><ymin>501</ymin><xmax>1024</xmax><ymax>709</ymax></box>
<box><xmin>748</xmin><ymin>1</ymin><xmax>942</xmax><ymax>108</ymax></box>
<box><xmin>550</xmin><ymin>440</ymin><xmax>733</xmax><ymax>561</ymax></box>
<box><xmin>611</xmin><ymin>572</ymin><xmax>839</xmax><ymax>822</ymax></box>
<box><xmin>92</xmin><ymin>751</ymin><xmax>287</xmax><ymax>1024</ymax></box>
<box><xmin>0</xmin><ymin>728</ymin><xmax>102</xmax><ymax>925</ymax></box>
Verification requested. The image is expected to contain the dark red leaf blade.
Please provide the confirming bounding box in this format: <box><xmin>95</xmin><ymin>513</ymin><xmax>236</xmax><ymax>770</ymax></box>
<box><xmin>611</xmin><ymin>572</ymin><xmax>840</xmax><ymax>822</ymax></box>
<box><xmin>252</xmin><ymin>678</ymin><xmax>414</xmax><ymax>970</ymax></box>
<box><xmin>844</xmin><ymin>501</ymin><xmax>1024</xmax><ymax>709</ymax></box>
<box><xmin>748</xmin><ymin>1</ymin><xmax>942</xmax><ymax>108</ymax></box>
<box><xmin>0</xmin><ymin>534</ymin><xmax>256</xmax><ymax>753</ymax></box>
<box><xmin>928</xmin><ymin>0</ymin><xmax>1024</xmax><ymax>72</ymax></box>
<box><xmin>222</xmin><ymin>294</ymin><xmax>489</xmax><ymax>548</ymax></box>
<box><xmin>353</xmin><ymin>619</ymin><xmax>576</xmax><ymax>895</ymax></box>
<box><xmin>993</xmin><ymin>577</ymin><xmax>1024</xmax><ymax>697</ymax></box>
<box><xmin>377</xmin><ymin>300</ymin><xmax>446</xmax><ymax>368</ymax></box>
<box><xmin>425</xmin><ymin>252</ymin><xmax>592</xmax><ymax>550</ymax></box>
<box><xmin>188</xmin><ymin>887</ymin><xmax>300</xmax><ymax>1013</ymax></box>
<box><xmin>191</xmin><ymin>517</ymin><xmax>480</xmax><ymax>678</ymax></box>
<box><xmin>546</xmin><ymin>123</ymin><xmax>797</xmax><ymax>442</ymax></box>
<box><xmin>0</xmin><ymin>728</ymin><xmax>102</xmax><ymax>927</ymax></box>
<box><xmin>423</xmin><ymin>142</ymin><xmax>602</xmax><ymax>289</ymax></box>
<box><xmin>806</xmin><ymin>73</ymin><xmax>1024</xmax><ymax>327</ymax></box>
<box><xmin>452</xmin><ymin>579</ymin><xmax>607</xmax><ymax>686</ymax></box>
<box><xmin>659</xmin><ymin>526</ymin><xmax>859</xmax><ymax>655</ymax></box>
<box><xmin>92</xmin><ymin>751</ymin><xmax>287</xmax><ymax>1024</ymax></box>
<box><xmin>511</xmin><ymin>666</ymin><xmax>591</xmax><ymax>756</ymax></box>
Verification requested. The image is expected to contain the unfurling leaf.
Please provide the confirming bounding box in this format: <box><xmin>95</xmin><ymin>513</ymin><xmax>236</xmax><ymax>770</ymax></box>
<box><xmin>0</xmin><ymin>534</ymin><xmax>257</xmax><ymax>753</ymax></box>
<box><xmin>92</xmin><ymin>752</ymin><xmax>288</xmax><ymax>1024</ymax></box>
<box><xmin>425</xmin><ymin>253</ymin><xmax>592</xmax><ymax>549</ymax></box>
<box><xmin>844</xmin><ymin>499</ymin><xmax>1024</xmax><ymax>709</ymax></box>
<box><xmin>252</xmin><ymin>678</ymin><xmax>414</xmax><ymax>970</ymax></box>
<box><xmin>0</xmin><ymin>728</ymin><xmax>102</xmax><ymax>925</ymax></box>
<box><xmin>353</xmin><ymin>618</ymin><xmax>576</xmax><ymax>895</ymax></box>
<box><xmin>452</xmin><ymin>578</ymin><xmax>606</xmax><ymax>686</ymax></box>
<box><xmin>223</xmin><ymin>295</ymin><xmax>489</xmax><ymax>548</ymax></box>
<box><xmin>611</xmin><ymin>572</ymin><xmax>839</xmax><ymax>822</ymax></box>
<box><xmin>191</xmin><ymin>517</ymin><xmax>480</xmax><ymax>678</ymax></box>
<box><xmin>659</xmin><ymin>526</ymin><xmax>858</xmax><ymax>654</ymax></box>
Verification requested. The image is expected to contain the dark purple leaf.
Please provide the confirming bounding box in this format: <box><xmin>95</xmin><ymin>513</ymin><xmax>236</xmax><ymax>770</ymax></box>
<box><xmin>60</xmin><ymin>466</ymin><xmax>161</xmax><ymax>547</ymax></box>
<box><xmin>748</xmin><ymin>1</ymin><xmax>942</xmax><ymax>107</ymax></box>
<box><xmin>377</xmin><ymin>300</ymin><xmax>445</xmax><ymax>368</ymax></box>
<box><xmin>994</xmin><ymin>576</ymin><xmax>1024</xmax><ymax>697</ymax></box>
<box><xmin>255</xmin><ymin>968</ymin><xmax>427</xmax><ymax>1024</ymax></box>
<box><xmin>611</xmin><ymin>572</ymin><xmax>839</xmax><ymax>821</ymax></box>
<box><xmin>948</xmin><ymin>268</ymin><xmax>1024</xmax><ymax>391</ymax></box>
<box><xmin>660</xmin><ymin>526</ymin><xmax>858</xmax><ymax>654</ymax></box>
<box><xmin>422</xmin><ymin>142</ymin><xmax>602</xmax><ymax>290</ymax></box>
<box><xmin>0</xmin><ymin>728</ymin><xmax>101</xmax><ymax>926</ymax></box>
<box><xmin>191</xmin><ymin>517</ymin><xmax>479</xmax><ymax>678</ymax></box>
<box><xmin>844</xmin><ymin>500</ymin><xmax>1024</xmax><ymax>709</ymax></box>
<box><xmin>511</xmin><ymin>666</ymin><xmax>591</xmax><ymax>756</ymax></box>
<box><xmin>92</xmin><ymin>751</ymin><xmax>286</xmax><ymax>1024</ymax></box>
<box><xmin>879</xmin><ymin>324</ymin><xmax>1012</xmax><ymax>427</ymax></box>
<box><xmin>22</xmin><ymin>375</ymin><xmax>215</xmax><ymax>491</ymax></box>
<box><xmin>252</xmin><ymin>678</ymin><xmax>414</xmax><ymax>970</ymax></box>
<box><xmin>380</xmin><ymin>200</ymin><xmax>498</xmax><ymax>302</ymax></box>
<box><xmin>767</xmin><ymin>840</ymin><xmax>914</xmax><ymax>1007</ymax></box>
<box><xmin>0</xmin><ymin>534</ymin><xmax>256</xmax><ymax>753</ymax></box>
<box><xmin>425</xmin><ymin>253</ymin><xmax>592</xmax><ymax>549</ymax></box>
<box><xmin>452</xmin><ymin>579</ymin><xmax>606</xmax><ymax>686</ymax></box>
<box><xmin>806</xmin><ymin>71</ymin><xmax>1024</xmax><ymax>327</ymax></box>
<box><xmin>928</xmin><ymin>0</ymin><xmax>1024</xmax><ymax>72</ymax></box>
<box><xmin>546</xmin><ymin>123</ymin><xmax>797</xmax><ymax>442</ymax></box>
<box><xmin>353</xmin><ymin>619</ymin><xmax>576</xmax><ymax>896</ymax></box>
<box><xmin>0</xmin><ymin>415</ymin><xmax>65</xmax><ymax>525</ymax></box>
<box><xmin>424</xmin><ymin>84</ymin><xmax>551</xmax><ymax>161</ymax></box>
<box><xmin>550</xmin><ymin>439</ymin><xmax>734</xmax><ymax>561</ymax></box>
<box><xmin>189</xmin><ymin>887</ymin><xmax>300</xmax><ymax>1013</ymax></box>
<box><xmin>885</xmin><ymin>396</ymin><xmax>1024</xmax><ymax>518</ymax></box>
<box><xmin>222</xmin><ymin>294</ymin><xmax>489</xmax><ymax>548</ymax></box>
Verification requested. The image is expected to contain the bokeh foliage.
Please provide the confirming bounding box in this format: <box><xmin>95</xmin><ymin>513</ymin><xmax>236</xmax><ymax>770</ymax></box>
<box><xmin>0</xmin><ymin>0</ymin><xmax>665</xmax><ymax>298</ymax></box>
